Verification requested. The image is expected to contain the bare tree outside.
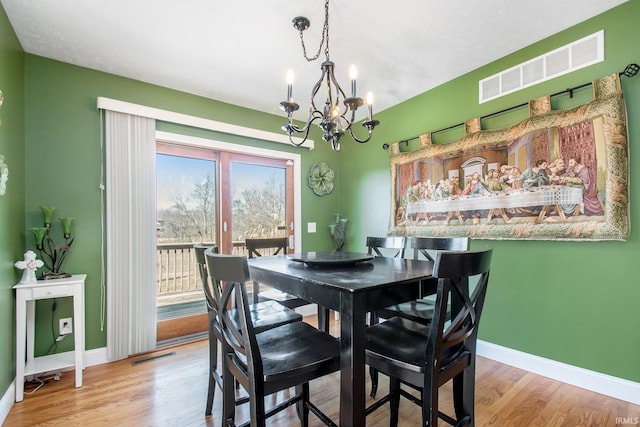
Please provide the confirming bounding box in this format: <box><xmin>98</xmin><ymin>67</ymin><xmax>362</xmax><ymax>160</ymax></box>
<box><xmin>157</xmin><ymin>173</ymin><xmax>217</xmax><ymax>243</ymax></box>
<box><xmin>157</xmin><ymin>170</ymin><xmax>285</xmax><ymax>243</ymax></box>
<box><xmin>232</xmin><ymin>174</ymin><xmax>285</xmax><ymax>241</ymax></box>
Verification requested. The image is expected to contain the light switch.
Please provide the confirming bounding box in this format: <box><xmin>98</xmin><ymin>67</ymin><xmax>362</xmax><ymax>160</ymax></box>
<box><xmin>307</xmin><ymin>222</ymin><xmax>317</xmax><ymax>233</ymax></box>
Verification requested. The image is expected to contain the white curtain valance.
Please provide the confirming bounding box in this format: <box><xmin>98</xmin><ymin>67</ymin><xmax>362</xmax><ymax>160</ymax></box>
<box><xmin>97</xmin><ymin>97</ymin><xmax>313</xmax><ymax>149</ymax></box>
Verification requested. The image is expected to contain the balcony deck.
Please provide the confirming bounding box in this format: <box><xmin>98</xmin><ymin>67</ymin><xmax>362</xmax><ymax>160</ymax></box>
<box><xmin>156</xmin><ymin>242</ymin><xmax>253</xmax><ymax>320</ymax></box>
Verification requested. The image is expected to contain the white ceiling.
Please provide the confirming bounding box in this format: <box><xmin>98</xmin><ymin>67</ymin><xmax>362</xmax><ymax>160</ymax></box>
<box><xmin>1</xmin><ymin>0</ymin><xmax>627</xmax><ymax>120</ymax></box>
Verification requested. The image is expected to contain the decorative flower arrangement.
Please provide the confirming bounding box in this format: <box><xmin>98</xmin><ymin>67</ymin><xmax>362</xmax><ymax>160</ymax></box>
<box><xmin>329</xmin><ymin>214</ymin><xmax>348</xmax><ymax>251</ymax></box>
<box><xmin>30</xmin><ymin>206</ymin><xmax>75</xmax><ymax>280</ymax></box>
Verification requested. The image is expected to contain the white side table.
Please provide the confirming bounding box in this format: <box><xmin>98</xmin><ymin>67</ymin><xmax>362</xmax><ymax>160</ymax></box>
<box><xmin>13</xmin><ymin>274</ymin><xmax>86</xmax><ymax>402</ymax></box>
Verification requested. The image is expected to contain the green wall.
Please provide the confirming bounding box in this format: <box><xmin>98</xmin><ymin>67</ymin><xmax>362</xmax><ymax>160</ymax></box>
<box><xmin>340</xmin><ymin>0</ymin><xmax>640</xmax><ymax>382</ymax></box>
<box><xmin>0</xmin><ymin>3</ymin><xmax>25</xmax><ymax>399</ymax></box>
<box><xmin>21</xmin><ymin>53</ymin><xmax>347</xmax><ymax>355</ymax></box>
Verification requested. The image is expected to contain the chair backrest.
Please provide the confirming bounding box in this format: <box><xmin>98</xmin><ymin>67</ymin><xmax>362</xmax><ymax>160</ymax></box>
<box><xmin>410</xmin><ymin>236</ymin><xmax>469</xmax><ymax>261</ymax></box>
<box><xmin>428</xmin><ymin>249</ymin><xmax>492</xmax><ymax>381</ymax></box>
<box><xmin>194</xmin><ymin>244</ymin><xmax>219</xmax><ymax>312</ymax></box>
<box><xmin>204</xmin><ymin>252</ymin><xmax>263</xmax><ymax>381</ymax></box>
<box><xmin>365</xmin><ymin>236</ymin><xmax>406</xmax><ymax>258</ymax></box>
<box><xmin>245</xmin><ymin>237</ymin><xmax>287</xmax><ymax>259</ymax></box>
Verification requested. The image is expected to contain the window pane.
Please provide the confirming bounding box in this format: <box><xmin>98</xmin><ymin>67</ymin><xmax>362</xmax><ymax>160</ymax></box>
<box><xmin>231</xmin><ymin>162</ymin><xmax>286</xmax><ymax>243</ymax></box>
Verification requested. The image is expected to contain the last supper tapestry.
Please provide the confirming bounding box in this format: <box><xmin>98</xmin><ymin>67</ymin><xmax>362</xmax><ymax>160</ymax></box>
<box><xmin>387</xmin><ymin>73</ymin><xmax>629</xmax><ymax>241</ymax></box>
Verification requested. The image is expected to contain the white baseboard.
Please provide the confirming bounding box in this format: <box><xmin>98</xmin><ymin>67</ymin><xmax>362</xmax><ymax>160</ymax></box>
<box><xmin>0</xmin><ymin>380</ymin><xmax>15</xmax><ymax>427</ymax></box>
<box><xmin>84</xmin><ymin>346</ymin><xmax>109</xmax><ymax>367</ymax></box>
<box><xmin>477</xmin><ymin>340</ymin><xmax>640</xmax><ymax>405</ymax></box>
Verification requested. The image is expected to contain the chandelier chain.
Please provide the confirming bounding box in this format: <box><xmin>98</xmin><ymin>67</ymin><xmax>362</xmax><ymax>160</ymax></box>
<box><xmin>298</xmin><ymin>0</ymin><xmax>331</xmax><ymax>62</ymax></box>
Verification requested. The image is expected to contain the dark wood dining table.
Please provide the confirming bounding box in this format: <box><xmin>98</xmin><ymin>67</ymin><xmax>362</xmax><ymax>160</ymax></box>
<box><xmin>248</xmin><ymin>251</ymin><xmax>435</xmax><ymax>427</ymax></box>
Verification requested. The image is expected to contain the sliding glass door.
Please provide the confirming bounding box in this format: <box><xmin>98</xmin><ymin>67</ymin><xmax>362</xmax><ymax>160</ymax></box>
<box><xmin>155</xmin><ymin>142</ymin><xmax>294</xmax><ymax>344</ymax></box>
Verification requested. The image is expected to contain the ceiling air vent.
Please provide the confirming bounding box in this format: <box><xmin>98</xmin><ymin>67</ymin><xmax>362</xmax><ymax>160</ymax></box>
<box><xmin>479</xmin><ymin>30</ymin><xmax>604</xmax><ymax>103</ymax></box>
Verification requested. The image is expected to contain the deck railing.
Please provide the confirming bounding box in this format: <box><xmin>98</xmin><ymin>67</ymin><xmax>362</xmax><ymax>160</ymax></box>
<box><xmin>156</xmin><ymin>242</ymin><xmax>248</xmax><ymax>297</ymax></box>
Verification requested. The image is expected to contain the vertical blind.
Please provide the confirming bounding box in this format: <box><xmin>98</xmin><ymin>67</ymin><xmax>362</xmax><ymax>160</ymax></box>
<box><xmin>103</xmin><ymin>110</ymin><xmax>157</xmax><ymax>360</ymax></box>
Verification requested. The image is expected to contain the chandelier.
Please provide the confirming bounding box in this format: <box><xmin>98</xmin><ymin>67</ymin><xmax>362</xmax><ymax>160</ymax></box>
<box><xmin>279</xmin><ymin>0</ymin><xmax>379</xmax><ymax>151</ymax></box>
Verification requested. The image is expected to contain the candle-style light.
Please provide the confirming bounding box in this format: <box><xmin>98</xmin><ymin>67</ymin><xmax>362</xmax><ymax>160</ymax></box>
<box><xmin>286</xmin><ymin>69</ymin><xmax>294</xmax><ymax>102</ymax></box>
<box><xmin>349</xmin><ymin>65</ymin><xmax>357</xmax><ymax>97</ymax></box>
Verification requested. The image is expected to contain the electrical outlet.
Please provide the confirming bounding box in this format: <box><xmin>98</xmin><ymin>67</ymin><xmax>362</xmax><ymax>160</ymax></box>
<box><xmin>59</xmin><ymin>317</ymin><xmax>73</xmax><ymax>335</ymax></box>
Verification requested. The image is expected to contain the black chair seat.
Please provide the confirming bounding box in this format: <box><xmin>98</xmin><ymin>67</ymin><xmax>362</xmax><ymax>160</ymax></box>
<box><xmin>366</xmin><ymin>317</ymin><xmax>468</xmax><ymax>379</ymax></box>
<box><xmin>376</xmin><ymin>297</ymin><xmax>437</xmax><ymax>325</ymax></box>
<box><xmin>256</xmin><ymin>288</ymin><xmax>309</xmax><ymax>309</ymax></box>
<box><xmin>233</xmin><ymin>300</ymin><xmax>302</xmax><ymax>333</ymax></box>
<box><xmin>257</xmin><ymin>322</ymin><xmax>340</xmax><ymax>387</ymax></box>
<box><xmin>366</xmin><ymin>317</ymin><xmax>430</xmax><ymax>373</ymax></box>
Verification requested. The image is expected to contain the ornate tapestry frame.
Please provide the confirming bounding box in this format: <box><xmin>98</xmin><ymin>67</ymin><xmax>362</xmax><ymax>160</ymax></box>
<box><xmin>387</xmin><ymin>74</ymin><xmax>629</xmax><ymax>241</ymax></box>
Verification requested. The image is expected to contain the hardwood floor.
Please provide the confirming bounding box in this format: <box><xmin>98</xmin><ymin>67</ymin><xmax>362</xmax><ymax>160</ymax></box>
<box><xmin>5</xmin><ymin>319</ymin><xmax>639</xmax><ymax>426</ymax></box>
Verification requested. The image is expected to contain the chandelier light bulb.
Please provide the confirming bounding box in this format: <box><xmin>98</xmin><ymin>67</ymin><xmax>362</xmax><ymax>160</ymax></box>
<box><xmin>330</xmin><ymin>105</ymin><xmax>341</xmax><ymax>119</ymax></box>
<box><xmin>366</xmin><ymin>92</ymin><xmax>374</xmax><ymax>105</ymax></box>
<box><xmin>349</xmin><ymin>65</ymin><xmax>358</xmax><ymax>80</ymax></box>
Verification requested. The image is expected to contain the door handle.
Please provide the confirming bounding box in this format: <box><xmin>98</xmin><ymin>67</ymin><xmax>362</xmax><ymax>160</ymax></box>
<box><xmin>223</xmin><ymin>221</ymin><xmax>227</xmax><ymax>232</ymax></box>
<box><xmin>288</xmin><ymin>235</ymin><xmax>295</xmax><ymax>250</ymax></box>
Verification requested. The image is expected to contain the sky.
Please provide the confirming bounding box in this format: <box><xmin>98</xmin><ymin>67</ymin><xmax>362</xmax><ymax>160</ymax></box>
<box><xmin>156</xmin><ymin>153</ymin><xmax>284</xmax><ymax>210</ymax></box>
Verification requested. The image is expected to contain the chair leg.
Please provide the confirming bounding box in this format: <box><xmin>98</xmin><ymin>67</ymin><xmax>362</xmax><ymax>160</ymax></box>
<box><xmin>389</xmin><ymin>376</ymin><xmax>401</xmax><ymax>427</ymax></box>
<box><xmin>422</xmin><ymin>373</ymin><xmax>438</xmax><ymax>427</ymax></box>
<box><xmin>205</xmin><ymin>332</ymin><xmax>218</xmax><ymax>415</ymax></box>
<box><xmin>368</xmin><ymin>311</ymin><xmax>381</xmax><ymax>398</ymax></box>
<box><xmin>453</xmin><ymin>368</ymin><xmax>475</xmax><ymax>426</ymax></box>
<box><xmin>369</xmin><ymin>366</ymin><xmax>379</xmax><ymax>398</ymax></box>
<box><xmin>296</xmin><ymin>383</ymin><xmax>310</xmax><ymax>427</ymax></box>
<box><xmin>250</xmin><ymin>384</ymin><xmax>266</xmax><ymax>427</ymax></box>
<box><xmin>206</xmin><ymin>374</ymin><xmax>215</xmax><ymax>416</ymax></box>
<box><xmin>221</xmin><ymin>341</ymin><xmax>236</xmax><ymax>427</ymax></box>
<box><xmin>317</xmin><ymin>306</ymin><xmax>330</xmax><ymax>333</ymax></box>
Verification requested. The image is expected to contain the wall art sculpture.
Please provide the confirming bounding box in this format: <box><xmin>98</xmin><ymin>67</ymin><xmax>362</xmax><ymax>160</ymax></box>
<box><xmin>387</xmin><ymin>74</ymin><xmax>629</xmax><ymax>241</ymax></box>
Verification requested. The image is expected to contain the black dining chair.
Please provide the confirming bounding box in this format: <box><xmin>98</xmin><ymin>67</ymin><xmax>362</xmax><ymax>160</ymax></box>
<box><xmin>365</xmin><ymin>236</ymin><xmax>406</xmax><ymax>259</ymax></box>
<box><xmin>206</xmin><ymin>251</ymin><xmax>340</xmax><ymax>427</ymax></box>
<box><xmin>368</xmin><ymin>237</ymin><xmax>469</xmax><ymax>397</ymax></box>
<box><xmin>246</xmin><ymin>237</ymin><xmax>330</xmax><ymax>332</ymax></box>
<box><xmin>365</xmin><ymin>249</ymin><xmax>493</xmax><ymax>427</ymax></box>
<box><xmin>376</xmin><ymin>237</ymin><xmax>469</xmax><ymax>323</ymax></box>
<box><xmin>364</xmin><ymin>236</ymin><xmax>406</xmax><ymax>327</ymax></box>
<box><xmin>194</xmin><ymin>245</ymin><xmax>303</xmax><ymax>416</ymax></box>
<box><xmin>364</xmin><ymin>236</ymin><xmax>408</xmax><ymax>396</ymax></box>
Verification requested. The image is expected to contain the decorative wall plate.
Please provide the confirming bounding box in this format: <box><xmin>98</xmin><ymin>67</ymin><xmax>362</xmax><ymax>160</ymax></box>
<box><xmin>308</xmin><ymin>162</ymin><xmax>334</xmax><ymax>196</ymax></box>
